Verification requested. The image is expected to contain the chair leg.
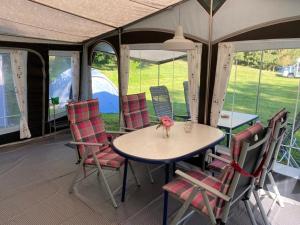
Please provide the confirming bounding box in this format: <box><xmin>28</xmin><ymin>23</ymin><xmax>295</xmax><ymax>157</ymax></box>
<box><xmin>92</xmin><ymin>152</ymin><xmax>118</xmax><ymax>208</ymax></box>
<box><xmin>253</xmin><ymin>190</ymin><xmax>270</xmax><ymax>225</ymax></box>
<box><xmin>244</xmin><ymin>200</ymin><xmax>258</xmax><ymax>225</ymax></box>
<box><xmin>128</xmin><ymin>161</ymin><xmax>141</xmax><ymax>187</ymax></box>
<box><xmin>69</xmin><ymin>150</ymin><xmax>89</xmax><ymax>193</ymax></box>
<box><xmin>170</xmin><ymin>187</ymin><xmax>198</xmax><ymax>225</ymax></box>
<box><xmin>121</xmin><ymin>159</ymin><xmax>128</xmax><ymax>202</ymax></box>
<box><xmin>267</xmin><ymin>172</ymin><xmax>284</xmax><ymax>207</ymax></box>
<box><xmin>147</xmin><ymin>165</ymin><xmax>155</xmax><ymax>183</ymax></box>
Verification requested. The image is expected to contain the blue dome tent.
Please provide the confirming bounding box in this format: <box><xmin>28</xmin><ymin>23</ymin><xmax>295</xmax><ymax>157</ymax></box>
<box><xmin>91</xmin><ymin>69</ymin><xmax>119</xmax><ymax>113</ymax></box>
<box><xmin>49</xmin><ymin>68</ymin><xmax>119</xmax><ymax>114</ymax></box>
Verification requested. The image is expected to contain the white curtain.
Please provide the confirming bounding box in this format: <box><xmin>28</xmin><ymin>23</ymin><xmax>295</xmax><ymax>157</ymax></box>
<box><xmin>210</xmin><ymin>43</ymin><xmax>235</xmax><ymax>127</ymax></box>
<box><xmin>120</xmin><ymin>45</ymin><xmax>130</xmax><ymax>96</ymax></box>
<box><xmin>187</xmin><ymin>43</ymin><xmax>202</xmax><ymax>123</ymax></box>
<box><xmin>10</xmin><ymin>50</ymin><xmax>31</xmax><ymax>139</ymax></box>
<box><xmin>71</xmin><ymin>51</ymin><xmax>80</xmax><ymax>101</ymax></box>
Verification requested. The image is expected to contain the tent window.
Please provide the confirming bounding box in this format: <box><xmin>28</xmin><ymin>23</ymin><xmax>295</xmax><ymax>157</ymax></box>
<box><xmin>91</xmin><ymin>42</ymin><xmax>119</xmax><ymax>130</ymax></box>
<box><xmin>127</xmin><ymin>50</ymin><xmax>188</xmax><ymax>119</ymax></box>
<box><xmin>48</xmin><ymin>53</ymin><xmax>72</xmax><ymax>121</ymax></box>
<box><xmin>223</xmin><ymin>48</ymin><xmax>300</xmax><ymax>170</ymax></box>
<box><xmin>0</xmin><ymin>53</ymin><xmax>20</xmax><ymax>135</ymax></box>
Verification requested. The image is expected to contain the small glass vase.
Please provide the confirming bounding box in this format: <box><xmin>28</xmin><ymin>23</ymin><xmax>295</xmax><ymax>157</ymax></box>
<box><xmin>163</xmin><ymin>127</ymin><xmax>170</xmax><ymax>138</ymax></box>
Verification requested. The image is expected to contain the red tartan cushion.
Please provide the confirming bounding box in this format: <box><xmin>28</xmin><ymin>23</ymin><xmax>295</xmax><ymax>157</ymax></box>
<box><xmin>67</xmin><ymin>99</ymin><xmax>99</xmax><ymax>123</ymax></box>
<box><xmin>122</xmin><ymin>93</ymin><xmax>150</xmax><ymax>129</ymax></box>
<box><xmin>268</xmin><ymin>108</ymin><xmax>288</xmax><ymax>138</ymax></box>
<box><xmin>208</xmin><ymin>154</ymin><xmax>231</xmax><ymax>172</ymax></box>
<box><xmin>163</xmin><ymin>170</ymin><xmax>225</xmax><ymax>219</ymax></box>
<box><xmin>230</xmin><ymin>122</ymin><xmax>264</xmax><ymax>161</ymax></box>
<box><xmin>217</xmin><ymin>122</ymin><xmax>264</xmax><ymax>191</ymax></box>
<box><xmin>84</xmin><ymin>147</ymin><xmax>124</xmax><ymax>168</ymax></box>
<box><xmin>70</xmin><ymin>117</ymin><xmax>109</xmax><ymax>156</ymax></box>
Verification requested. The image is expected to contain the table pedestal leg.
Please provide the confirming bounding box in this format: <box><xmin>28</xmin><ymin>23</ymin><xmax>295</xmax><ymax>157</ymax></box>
<box><xmin>163</xmin><ymin>163</ymin><xmax>170</xmax><ymax>225</ymax></box>
<box><xmin>121</xmin><ymin>158</ymin><xmax>128</xmax><ymax>202</ymax></box>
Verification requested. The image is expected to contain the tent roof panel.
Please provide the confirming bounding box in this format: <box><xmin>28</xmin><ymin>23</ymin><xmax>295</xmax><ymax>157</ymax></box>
<box><xmin>31</xmin><ymin>0</ymin><xmax>182</xmax><ymax>28</ymax></box>
<box><xmin>0</xmin><ymin>0</ymin><xmax>183</xmax><ymax>43</ymax></box>
<box><xmin>125</xmin><ymin>0</ymin><xmax>209</xmax><ymax>42</ymax></box>
<box><xmin>129</xmin><ymin>50</ymin><xmax>186</xmax><ymax>63</ymax></box>
<box><xmin>213</xmin><ymin>0</ymin><xmax>300</xmax><ymax>42</ymax></box>
<box><xmin>0</xmin><ymin>0</ymin><xmax>113</xmax><ymax>42</ymax></box>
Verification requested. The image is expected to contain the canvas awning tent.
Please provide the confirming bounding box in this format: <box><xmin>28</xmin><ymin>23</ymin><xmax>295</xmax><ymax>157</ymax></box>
<box><xmin>0</xmin><ymin>0</ymin><xmax>298</xmax><ymax>44</ymax></box>
<box><xmin>0</xmin><ymin>0</ymin><xmax>299</xmax><ymax>144</ymax></box>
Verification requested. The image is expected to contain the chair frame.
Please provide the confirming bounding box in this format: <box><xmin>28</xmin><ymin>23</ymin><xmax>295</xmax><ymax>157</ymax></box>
<box><xmin>121</xmin><ymin>93</ymin><xmax>160</xmax><ymax>183</ymax></box>
<box><xmin>68</xmin><ymin>139</ymin><xmax>140</xmax><ymax>208</ymax></box>
<box><xmin>168</xmin><ymin>129</ymin><xmax>271</xmax><ymax>225</ymax></box>
<box><xmin>67</xmin><ymin>100</ymin><xmax>140</xmax><ymax>208</ymax></box>
<box><xmin>252</xmin><ymin>119</ymin><xmax>288</xmax><ymax>225</ymax></box>
<box><xmin>150</xmin><ymin>85</ymin><xmax>189</xmax><ymax>120</ymax></box>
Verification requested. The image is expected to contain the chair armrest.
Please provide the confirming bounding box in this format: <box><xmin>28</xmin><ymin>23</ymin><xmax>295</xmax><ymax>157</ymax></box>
<box><xmin>216</xmin><ymin>149</ymin><xmax>231</xmax><ymax>157</ymax></box>
<box><xmin>215</xmin><ymin>145</ymin><xmax>231</xmax><ymax>156</ymax></box>
<box><xmin>120</xmin><ymin>127</ymin><xmax>137</xmax><ymax>132</ymax></box>
<box><xmin>106</xmin><ymin>130</ymin><xmax>128</xmax><ymax>135</ymax></box>
<box><xmin>69</xmin><ymin>141</ymin><xmax>105</xmax><ymax>147</ymax></box>
<box><xmin>207</xmin><ymin>153</ymin><xmax>231</xmax><ymax>164</ymax></box>
<box><xmin>175</xmin><ymin>170</ymin><xmax>231</xmax><ymax>202</ymax></box>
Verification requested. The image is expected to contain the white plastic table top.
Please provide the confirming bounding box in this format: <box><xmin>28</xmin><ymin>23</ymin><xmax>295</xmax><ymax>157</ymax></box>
<box><xmin>217</xmin><ymin>110</ymin><xmax>259</xmax><ymax>130</ymax></box>
<box><xmin>112</xmin><ymin>122</ymin><xmax>224</xmax><ymax>163</ymax></box>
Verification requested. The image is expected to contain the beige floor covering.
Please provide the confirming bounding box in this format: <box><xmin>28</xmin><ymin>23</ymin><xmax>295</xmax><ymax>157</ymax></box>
<box><xmin>0</xmin><ymin>132</ymin><xmax>299</xmax><ymax>225</ymax></box>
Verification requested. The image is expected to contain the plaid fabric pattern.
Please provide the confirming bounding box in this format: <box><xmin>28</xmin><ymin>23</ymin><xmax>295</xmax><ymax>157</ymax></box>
<box><xmin>67</xmin><ymin>99</ymin><xmax>99</xmax><ymax>123</ymax></box>
<box><xmin>268</xmin><ymin>108</ymin><xmax>288</xmax><ymax>138</ymax></box>
<box><xmin>84</xmin><ymin>146</ymin><xmax>124</xmax><ymax>168</ymax></box>
<box><xmin>164</xmin><ymin>123</ymin><xmax>264</xmax><ymax>219</ymax></box>
<box><xmin>208</xmin><ymin>122</ymin><xmax>264</xmax><ymax>172</ymax></box>
<box><xmin>231</xmin><ymin>122</ymin><xmax>264</xmax><ymax>161</ymax></box>
<box><xmin>122</xmin><ymin>93</ymin><xmax>150</xmax><ymax>129</ymax></box>
<box><xmin>163</xmin><ymin>170</ymin><xmax>225</xmax><ymax>218</ymax></box>
<box><xmin>67</xmin><ymin>100</ymin><xmax>124</xmax><ymax>169</ymax></box>
<box><xmin>208</xmin><ymin>154</ymin><xmax>231</xmax><ymax>172</ymax></box>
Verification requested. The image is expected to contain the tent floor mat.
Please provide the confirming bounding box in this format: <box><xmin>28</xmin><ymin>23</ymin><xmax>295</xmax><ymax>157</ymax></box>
<box><xmin>0</xmin><ymin>133</ymin><xmax>299</xmax><ymax>225</ymax></box>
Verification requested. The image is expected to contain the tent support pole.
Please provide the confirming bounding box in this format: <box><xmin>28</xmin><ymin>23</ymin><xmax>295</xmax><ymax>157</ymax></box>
<box><xmin>118</xmin><ymin>28</ymin><xmax>123</xmax><ymax>129</ymax></box>
<box><xmin>204</xmin><ymin>0</ymin><xmax>213</xmax><ymax>124</ymax></box>
<box><xmin>158</xmin><ymin>64</ymin><xmax>160</xmax><ymax>85</ymax></box>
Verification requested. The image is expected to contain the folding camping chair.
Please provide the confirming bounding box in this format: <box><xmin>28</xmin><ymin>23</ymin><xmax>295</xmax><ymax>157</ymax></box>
<box><xmin>121</xmin><ymin>92</ymin><xmax>156</xmax><ymax>183</ymax></box>
<box><xmin>67</xmin><ymin>99</ymin><xmax>140</xmax><ymax>208</ymax></box>
<box><xmin>252</xmin><ymin>109</ymin><xmax>288</xmax><ymax>225</ymax></box>
<box><xmin>163</xmin><ymin>122</ymin><xmax>270</xmax><ymax>225</ymax></box>
<box><xmin>150</xmin><ymin>85</ymin><xmax>188</xmax><ymax>120</ymax></box>
<box><xmin>278</xmin><ymin>111</ymin><xmax>300</xmax><ymax>168</ymax></box>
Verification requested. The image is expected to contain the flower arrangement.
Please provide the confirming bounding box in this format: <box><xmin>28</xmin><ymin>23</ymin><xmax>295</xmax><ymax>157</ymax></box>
<box><xmin>156</xmin><ymin>115</ymin><xmax>174</xmax><ymax>138</ymax></box>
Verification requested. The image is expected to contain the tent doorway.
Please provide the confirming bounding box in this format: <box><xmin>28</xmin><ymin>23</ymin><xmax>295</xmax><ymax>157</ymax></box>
<box><xmin>91</xmin><ymin>42</ymin><xmax>120</xmax><ymax>130</ymax></box>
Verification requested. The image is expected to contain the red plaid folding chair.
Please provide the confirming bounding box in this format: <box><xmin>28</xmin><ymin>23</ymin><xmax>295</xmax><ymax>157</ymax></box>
<box><xmin>252</xmin><ymin>109</ymin><xmax>288</xmax><ymax>225</ymax></box>
<box><xmin>163</xmin><ymin>122</ymin><xmax>271</xmax><ymax>225</ymax></box>
<box><xmin>67</xmin><ymin>99</ymin><xmax>140</xmax><ymax>208</ymax></box>
<box><xmin>121</xmin><ymin>92</ymin><xmax>156</xmax><ymax>183</ymax></box>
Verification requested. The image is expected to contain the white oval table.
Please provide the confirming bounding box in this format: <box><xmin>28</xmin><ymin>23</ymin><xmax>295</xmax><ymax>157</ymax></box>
<box><xmin>112</xmin><ymin>122</ymin><xmax>224</xmax><ymax>225</ymax></box>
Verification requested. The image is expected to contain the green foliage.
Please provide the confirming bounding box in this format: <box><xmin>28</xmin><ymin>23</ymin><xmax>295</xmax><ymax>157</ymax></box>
<box><xmin>49</xmin><ymin>56</ymin><xmax>71</xmax><ymax>81</ymax></box>
<box><xmin>235</xmin><ymin>49</ymin><xmax>300</xmax><ymax>70</ymax></box>
<box><xmin>92</xmin><ymin>52</ymin><xmax>117</xmax><ymax>70</ymax></box>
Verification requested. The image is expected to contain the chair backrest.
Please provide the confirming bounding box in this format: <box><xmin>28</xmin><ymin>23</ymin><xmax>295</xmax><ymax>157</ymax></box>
<box><xmin>67</xmin><ymin>99</ymin><xmax>109</xmax><ymax>157</ymax></box>
<box><xmin>121</xmin><ymin>93</ymin><xmax>150</xmax><ymax>129</ymax></box>
<box><xmin>262</xmin><ymin>109</ymin><xmax>288</xmax><ymax>179</ymax></box>
<box><xmin>150</xmin><ymin>85</ymin><xmax>173</xmax><ymax>119</ymax></box>
<box><xmin>217</xmin><ymin>122</ymin><xmax>269</xmax><ymax>220</ymax></box>
<box><xmin>183</xmin><ymin>81</ymin><xmax>190</xmax><ymax>117</ymax></box>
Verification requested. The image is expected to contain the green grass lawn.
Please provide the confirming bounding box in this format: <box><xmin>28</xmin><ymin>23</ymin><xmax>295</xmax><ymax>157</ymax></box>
<box><xmin>96</xmin><ymin>62</ymin><xmax>300</xmax><ymax>164</ymax></box>
<box><xmin>98</xmin><ymin>59</ymin><xmax>189</xmax><ymax>130</ymax></box>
